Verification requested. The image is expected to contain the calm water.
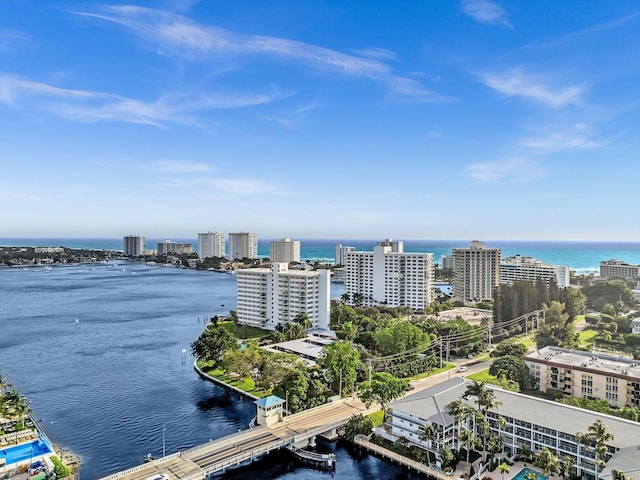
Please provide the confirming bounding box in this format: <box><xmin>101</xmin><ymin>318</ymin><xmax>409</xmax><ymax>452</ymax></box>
<box><xmin>0</xmin><ymin>262</ymin><xmax>404</xmax><ymax>480</ymax></box>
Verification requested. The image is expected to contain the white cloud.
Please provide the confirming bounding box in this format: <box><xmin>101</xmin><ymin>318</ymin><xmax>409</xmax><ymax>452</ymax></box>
<box><xmin>0</xmin><ymin>73</ymin><xmax>283</xmax><ymax>126</ymax></box>
<box><xmin>351</xmin><ymin>47</ymin><xmax>398</xmax><ymax>61</ymax></box>
<box><xmin>478</xmin><ymin>66</ymin><xmax>586</xmax><ymax>107</ymax></box>
<box><xmin>519</xmin><ymin>132</ymin><xmax>612</xmax><ymax>152</ymax></box>
<box><xmin>159</xmin><ymin>176</ymin><xmax>280</xmax><ymax>195</ymax></box>
<box><xmin>467</xmin><ymin>158</ymin><xmax>544</xmax><ymax>183</ymax></box>
<box><xmin>462</xmin><ymin>0</ymin><xmax>511</xmax><ymax>27</ymax></box>
<box><xmin>142</xmin><ymin>160</ymin><xmax>211</xmax><ymax>173</ymax></box>
<box><xmin>0</xmin><ymin>29</ymin><xmax>31</xmax><ymax>51</ymax></box>
<box><xmin>72</xmin><ymin>6</ymin><xmax>446</xmax><ymax>103</ymax></box>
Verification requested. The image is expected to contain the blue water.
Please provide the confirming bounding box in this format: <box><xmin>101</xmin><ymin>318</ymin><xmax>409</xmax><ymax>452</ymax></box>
<box><xmin>0</xmin><ymin>261</ymin><xmax>399</xmax><ymax>479</ymax></box>
<box><xmin>0</xmin><ymin>439</ymin><xmax>52</xmax><ymax>465</ymax></box>
<box><xmin>3</xmin><ymin>238</ymin><xmax>640</xmax><ymax>274</ymax></box>
<box><xmin>513</xmin><ymin>467</ymin><xmax>547</xmax><ymax>480</ymax></box>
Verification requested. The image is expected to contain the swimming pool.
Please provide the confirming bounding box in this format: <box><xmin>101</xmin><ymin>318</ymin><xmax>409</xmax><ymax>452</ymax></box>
<box><xmin>512</xmin><ymin>467</ymin><xmax>547</xmax><ymax>480</ymax></box>
<box><xmin>0</xmin><ymin>439</ymin><xmax>53</xmax><ymax>465</ymax></box>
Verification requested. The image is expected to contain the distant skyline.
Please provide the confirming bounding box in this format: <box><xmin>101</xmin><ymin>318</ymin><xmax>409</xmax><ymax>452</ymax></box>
<box><xmin>1</xmin><ymin>1</ymin><xmax>640</xmax><ymax>240</ymax></box>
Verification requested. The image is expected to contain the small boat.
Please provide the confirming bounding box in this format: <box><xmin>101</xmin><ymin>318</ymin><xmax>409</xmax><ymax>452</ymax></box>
<box><xmin>143</xmin><ymin>453</ymin><xmax>158</xmax><ymax>463</ymax></box>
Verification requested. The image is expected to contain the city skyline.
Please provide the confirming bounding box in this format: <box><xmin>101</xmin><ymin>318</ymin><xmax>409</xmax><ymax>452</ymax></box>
<box><xmin>2</xmin><ymin>1</ymin><xmax>640</xmax><ymax>240</ymax></box>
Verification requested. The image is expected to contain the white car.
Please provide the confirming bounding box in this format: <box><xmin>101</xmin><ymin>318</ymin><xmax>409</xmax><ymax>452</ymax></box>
<box><xmin>458</xmin><ymin>366</ymin><xmax>468</xmax><ymax>372</ymax></box>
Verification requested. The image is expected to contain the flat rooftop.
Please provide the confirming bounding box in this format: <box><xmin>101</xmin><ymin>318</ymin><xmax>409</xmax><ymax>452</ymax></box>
<box><xmin>525</xmin><ymin>346</ymin><xmax>640</xmax><ymax>379</ymax></box>
<box><xmin>261</xmin><ymin>335</ymin><xmax>334</xmax><ymax>366</ymax></box>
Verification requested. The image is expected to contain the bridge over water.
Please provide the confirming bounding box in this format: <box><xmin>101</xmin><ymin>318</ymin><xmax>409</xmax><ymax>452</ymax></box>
<box><xmin>99</xmin><ymin>397</ymin><xmax>376</xmax><ymax>480</ymax></box>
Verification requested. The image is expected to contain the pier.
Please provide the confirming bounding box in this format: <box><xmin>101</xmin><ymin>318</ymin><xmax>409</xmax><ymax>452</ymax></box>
<box><xmin>98</xmin><ymin>397</ymin><xmax>376</xmax><ymax>480</ymax></box>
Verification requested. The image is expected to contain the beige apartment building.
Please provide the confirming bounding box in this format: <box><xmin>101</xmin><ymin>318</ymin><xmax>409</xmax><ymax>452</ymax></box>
<box><xmin>525</xmin><ymin>346</ymin><xmax>640</xmax><ymax>409</ymax></box>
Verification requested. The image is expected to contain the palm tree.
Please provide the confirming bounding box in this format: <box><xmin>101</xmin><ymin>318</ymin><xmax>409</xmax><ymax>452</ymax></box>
<box><xmin>419</xmin><ymin>422</ymin><xmax>438</xmax><ymax>466</ymax></box>
<box><xmin>577</xmin><ymin>419</ymin><xmax>614</xmax><ymax>480</ymax></box>
<box><xmin>340</xmin><ymin>293</ymin><xmax>350</xmax><ymax>304</ymax></box>
<box><xmin>464</xmin><ymin>381</ymin><xmax>501</xmax><ymax>462</ymax></box>
<box><xmin>459</xmin><ymin>428</ymin><xmax>477</xmax><ymax>470</ymax></box>
<box><xmin>499</xmin><ymin>462</ymin><xmax>510</xmax><ymax>480</ymax></box>
<box><xmin>446</xmin><ymin>399</ymin><xmax>475</xmax><ymax>451</ymax></box>
<box><xmin>558</xmin><ymin>456</ymin><xmax>575</xmax><ymax>480</ymax></box>
<box><xmin>535</xmin><ymin>447</ymin><xmax>560</xmax><ymax>478</ymax></box>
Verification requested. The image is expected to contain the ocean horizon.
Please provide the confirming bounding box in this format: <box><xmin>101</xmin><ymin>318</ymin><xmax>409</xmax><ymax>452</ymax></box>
<box><xmin>2</xmin><ymin>237</ymin><xmax>640</xmax><ymax>274</ymax></box>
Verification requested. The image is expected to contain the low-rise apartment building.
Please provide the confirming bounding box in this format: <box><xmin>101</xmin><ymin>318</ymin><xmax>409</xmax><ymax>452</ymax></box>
<box><xmin>600</xmin><ymin>259</ymin><xmax>640</xmax><ymax>280</ymax></box>
<box><xmin>500</xmin><ymin>255</ymin><xmax>570</xmax><ymax>288</ymax></box>
<box><xmin>524</xmin><ymin>346</ymin><xmax>640</xmax><ymax>409</ymax></box>
<box><xmin>386</xmin><ymin>377</ymin><xmax>640</xmax><ymax>480</ymax></box>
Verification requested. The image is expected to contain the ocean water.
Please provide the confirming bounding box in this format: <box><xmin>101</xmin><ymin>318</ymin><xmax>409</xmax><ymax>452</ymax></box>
<box><xmin>2</xmin><ymin>238</ymin><xmax>640</xmax><ymax>274</ymax></box>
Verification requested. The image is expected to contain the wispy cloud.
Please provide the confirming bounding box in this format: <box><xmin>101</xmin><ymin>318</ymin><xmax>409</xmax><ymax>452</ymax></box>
<box><xmin>519</xmin><ymin>124</ymin><xmax>614</xmax><ymax>152</ymax></box>
<box><xmin>142</xmin><ymin>160</ymin><xmax>211</xmax><ymax>173</ymax></box>
<box><xmin>72</xmin><ymin>5</ymin><xmax>446</xmax><ymax>103</ymax></box>
<box><xmin>0</xmin><ymin>73</ymin><xmax>283</xmax><ymax>126</ymax></box>
<box><xmin>160</xmin><ymin>176</ymin><xmax>279</xmax><ymax>195</ymax></box>
<box><xmin>467</xmin><ymin>158</ymin><xmax>544</xmax><ymax>183</ymax></box>
<box><xmin>0</xmin><ymin>29</ymin><xmax>31</xmax><ymax>51</ymax></box>
<box><xmin>351</xmin><ymin>47</ymin><xmax>398</xmax><ymax>61</ymax></box>
<box><xmin>477</xmin><ymin>66</ymin><xmax>586</xmax><ymax>107</ymax></box>
<box><xmin>462</xmin><ymin>0</ymin><xmax>511</xmax><ymax>28</ymax></box>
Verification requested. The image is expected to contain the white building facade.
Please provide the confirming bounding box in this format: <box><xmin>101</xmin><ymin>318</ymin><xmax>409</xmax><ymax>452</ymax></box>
<box><xmin>270</xmin><ymin>238</ymin><xmax>300</xmax><ymax>263</ymax></box>
<box><xmin>236</xmin><ymin>262</ymin><xmax>330</xmax><ymax>331</ymax></box>
<box><xmin>228</xmin><ymin>232</ymin><xmax>258</xmax><ymax>260</ymax></box>
<box><xmin>123</xmin><ymin>235</ymin><xmax>145</xmax><ymax>257</ymax></box>
<box><xmin>452</xmin><ymin>240</ymin><xmax>501</xmax><ymax>303</ymax></box>
<box><xmin>198</xmin><ymin>232</ymin><xmax>226</xmax><ymax>258</ymax></box>
<box><xmin>334</xmin><ymin>244</ymin><xmax>355</xmax><ymax>266</ymax></box>
<box><xmin>600</xmin><ymin>259</ymin><xmax>640</xmax><ymax>280</ymax></box>
<box><xmin>157</xmin><ymin>240</ymin><xmax>177</xmax><ymax>255</ymax></box>
<box><xmin>500</xmin><ymin>255</ymin><xmax>570</xmax><ymax>288</ymax></box>
<box><xmin>343</xmin><ymin>239</ymin><xmax>434</xmax><ymax>310</ymax></box>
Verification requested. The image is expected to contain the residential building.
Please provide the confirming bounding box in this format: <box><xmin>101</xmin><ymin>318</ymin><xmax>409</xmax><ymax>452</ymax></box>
<box><xmin>123</xmin><ymin>235</ymin><xmax>145</xmax><ymax>257</ymax></box>
<box><xmin>440</xmin><ymin>254</ymin><xmax>454</xmax><ymax>270</ymax></box>
<box><xmin>500</xmin><ymin>254</ymin><xmax>570</xmax><ymax>288</ymax></box>
<box><xmin>343</xmin><ymin>239</ymin><xmax>434</xmax><ymax>310</ymax></box>
<box><xmin>270</xmin><ymin>238</ymin><xmax>300</xmax><ymax>263</ymax></box>
<box><xmin>175</xmin><ymin>244</ymin><xmax>193</xmax><ymax>255</ymax></box>
<box><xmin>524</xmin><ymin>346</ymin><xmax>640</xmax><ymax>409</ymax></box>
<box><xmin>387</xmin><ymin>377</ymin><xmax>640</xmax><ymax>480</ymax></box>
<box><xmin>600</xmin><ymin>259</ymin><xmax>640</xmax><ymax>280</ymax></box>
<box><xmin>157</xmin><ymin>240</ymin><xmax>176</xmax><ymax>255</ymax></box>
<box><xmin>334</xmin><ymin>244</ymin><xmax>355</xmax><ymax>266</ymax></box>
<box><xmin>34</xmin><ymin>247</ymin><xmax>65</xmax><ymax>254</ymax></box>
<box><xmin>631</xmin><ymin>319</ymin><xmax>640</xmax><ymax>334</ymax></box>
<box><xmin>452</xmin><ymin>241</ymin><xmax>500</xmax><ymax>303</ymax></box>
<box><xmin>236</xmin><ymin>262</ymin><xmax>330</xmax><ymax>331</ymax></box>
<box><xmin>228</xmin><ymin>232</ymin><xmax>258</xmax><ymax>260</ymax></box>
<box><xmin>198</xmin><ymin>232</ymin><xmax>225</xmax><ymax>258</ymax></box>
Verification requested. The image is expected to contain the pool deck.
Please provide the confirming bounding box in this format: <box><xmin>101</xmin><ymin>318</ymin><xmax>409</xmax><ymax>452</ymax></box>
<box><xmin>478</xmin><ymin>461</ymin><xmax>547</xmax><ymax>480</ymax></box>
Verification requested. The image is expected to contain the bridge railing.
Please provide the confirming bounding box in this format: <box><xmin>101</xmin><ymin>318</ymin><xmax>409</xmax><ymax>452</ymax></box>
<box><xmin>98</xmin><ymin>452</ymin><xmax>183</xmax><ymax>480</ymax></box>
<box><xmin>203</xmin><ymin>437</ymin><xmax>294</xmax><ymax>474</ymax></box>
<box><xmin>181</xmin><ymin>426</ymin><xmax>268</xmax><ymax>457</ymax></box>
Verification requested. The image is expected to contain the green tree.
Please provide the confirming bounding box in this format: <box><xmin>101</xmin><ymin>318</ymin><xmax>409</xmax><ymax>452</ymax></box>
<box><xmin>318</xmin><ymin>340</ymin><xmax>360</xmax><ymax>395</ymax></box>
<box><xmin>337</xmin><ymin>321</ymin><xmax>358</xmax><ymax>342</ymax></box>
<box><xmin>535</xmin><ymin>447</ymin><xmax>560</xmax><ymax>477</ymax></box>
<box><xmin>489</xmin><ymin>355</ymin><xmax>535</xmax><ymax>390</ymax></box>
<box><xmin>499</xmin><ymin>462</ymin><xmax>510</xmax><ymax>480</ymax></box>
<box><xmin>577</xmin><ymin>419</ymin><xmax>614</xmax><ymax>480</ymax></box>
<box><xmin>190</xmin><ymin>325</ymin><xmax>239</xmax><ymax>365</ymax></box>
<box><xmin>374</xmin><ymin>322</ymin><xmax>431</xmax><ymax>356</ymax></box>
<box><xmin>418</xmin><ymin>422</ymin><xmax>438</xmax><ymax>466</ymax></box>
<box><xmin>558</xmin><ymin>456</ymin><xmax>575</xmax><ymax>480</ymax></box>
<box><xmin>343</xmin><ymin>414</ymin><xmax>373</xmax><ymax>443</ymax></box>
<box><xmin>490</xmin><ymin>342</ymin><xmax>528</xmax><ymax>358</ymax></box>
<box><xmin>359</xmin><ymin>372</ymin><xmax>408</xmax><ymax>414</ymax></box>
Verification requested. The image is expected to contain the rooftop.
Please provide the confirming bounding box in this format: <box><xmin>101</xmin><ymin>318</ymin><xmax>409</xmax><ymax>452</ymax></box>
<box><xmin>524</xmin><ymin>346</ymin><xmax>640</xmax><ymax>378</ymax></box>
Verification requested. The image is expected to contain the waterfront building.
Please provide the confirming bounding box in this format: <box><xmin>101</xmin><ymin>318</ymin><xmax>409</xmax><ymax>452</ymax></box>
<box><xmin>500</xmin><ymin>254</ymin><xmax>570</xmax><ymax>288</ymax></box>
<box><xmin>123</xmin><ymin>235</ymin><xmax>145</xmax><ymax>257</ymax></box>
<box><xmin>157</xmin><ymin>240</ymin><xmax>176</xmax><ymax>255</ymax></box>
<box><xmin>600</xmin><ymin>259</ymin><xmax>640</xmax><ymax>280</ymax></box>
<box><xmin>270</xmin><ymin>238</ymin><xmax>300</xmax><ymax>263</ymax></box>
<box><xmin>198</xmin><ymin>232</ymin><xmax>225</xmax><ymax>259</ymax></box>
<box><xmin>236</xmin><ymin>262</ymin><xmax>330</xmax><ymax>331</ymax></box>
<box><xmin>440</xmin><ymin>254</ymin><xmax>454</xmax><ymax>270</ymax></box>
<box><xmin>334</xmin><ymin>244</ymin><xmax>355</xmax><ymax>266</ymax></box>
<box><xmin>524</xmin><ymin>346</ymin><xmax>640</xmax><ymax>409</ymax></box>
<box><xmin>34</xmin><ymin>247</ymin><xmax>65</xmax><ymax>254</ymax></box>
<box><xmin>386</xmin><ymin>377</ymin><xmax>640</xmax><ymax>479</ymax></box>
<box><xmin>343</xmin><ymin>239</ymin><xmax>434</xmax><ymax>310</ymax></box>
<box><xmin>175</xmin><ymin>244</ymin><xmax>193</xmax><ymax>255</ymax></box>
<box><xmin>452</xmin><ymin>241</ymin><xmax>500</xmax><ymax>303</ymax></box>
<box><xmin>228</xmin><ymin>232</ymin><xmax>258</xmax><ymax>260</ymax></box>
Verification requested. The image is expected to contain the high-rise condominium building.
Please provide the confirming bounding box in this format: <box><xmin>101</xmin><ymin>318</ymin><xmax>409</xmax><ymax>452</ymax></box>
<box><xmin>157</xmin><ymin>240</ymin><xmax>176</xmax><ymax>255</ymax></box>
<box><xmin>334</xmin><ymin>244</ymin><xmax>355</xmax><ymax>266</ymax></box>
<box><xmin>123</xmin><ymin>235</ymin><xmax>145</xmax><ymax>257</ymax></box>
<box><xmin>228</xmin><ymin>232</ymin><xmax>258</xmax><ymax>260</ymax></box>
<box><xmin>236</xmin><ymin>262</ymin><xmax>330</xmax><ymax>331</ymax></box>
<box><xmin>270</xmin><ymin>238</ymin><xmax>300</xmax><ymax>263</ymax></box>
<box><xmin>500</xmin><ymin>255</ymin><xmax>570</xmax><ymax>288</ymax></box>
<box><xmin>198</xmin><ymin>232</ymin><xmax>225</xmax><ymax>259</ymax></box>
<box><xmin>452</xmin><ymin>240</ymin><xmax>500</xmax><ymax>303</ymax></box>
<box><xmin>344</xmin><ymin>239</ymin><xmax>434</xmax><ymax>310</ymax></box>
<box><xmin>600</xmin><ymin>259</ymin><xmax>640</xmax><ymax>280</ymax></box>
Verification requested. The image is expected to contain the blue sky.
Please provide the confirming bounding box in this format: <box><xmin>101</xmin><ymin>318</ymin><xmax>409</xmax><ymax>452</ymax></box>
<box><xmin>1</xmin><ymin>1</ymin><xmax>639</xmax><ymax>240</ymax></box>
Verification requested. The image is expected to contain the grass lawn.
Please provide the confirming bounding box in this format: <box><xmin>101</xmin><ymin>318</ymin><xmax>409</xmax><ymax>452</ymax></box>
<box><xmin>405</xmin><ymin>363</ymin><xmax>455</xmax><ymax>381</ymax></box>
<box><xmin>573</xmin><ymin>314</ymin><xmax>586</xmax><ymax>327</ymax></box>
<box><xmin>466</xmin><ymin>369</ymin><xmax>496</xmax><ymax>383</ymax></box>
<box><xmin>200</xmin><ymin>364</ymin><xmax>271</xmax><ymax>398</ymax></box>
<box><xmin>216</xmin><ymin>320</ymin><xmax>271</xmax><ymax>340</ymax></box>
<box><xmin>367</xmin><ymin>410</ymin><xmax>385</xmax><ymax>427</ymax></box>
<box><xmin>579</xmin><ymin>327</ymin><xmax>598</xmax><ymax>347</ymax></box>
